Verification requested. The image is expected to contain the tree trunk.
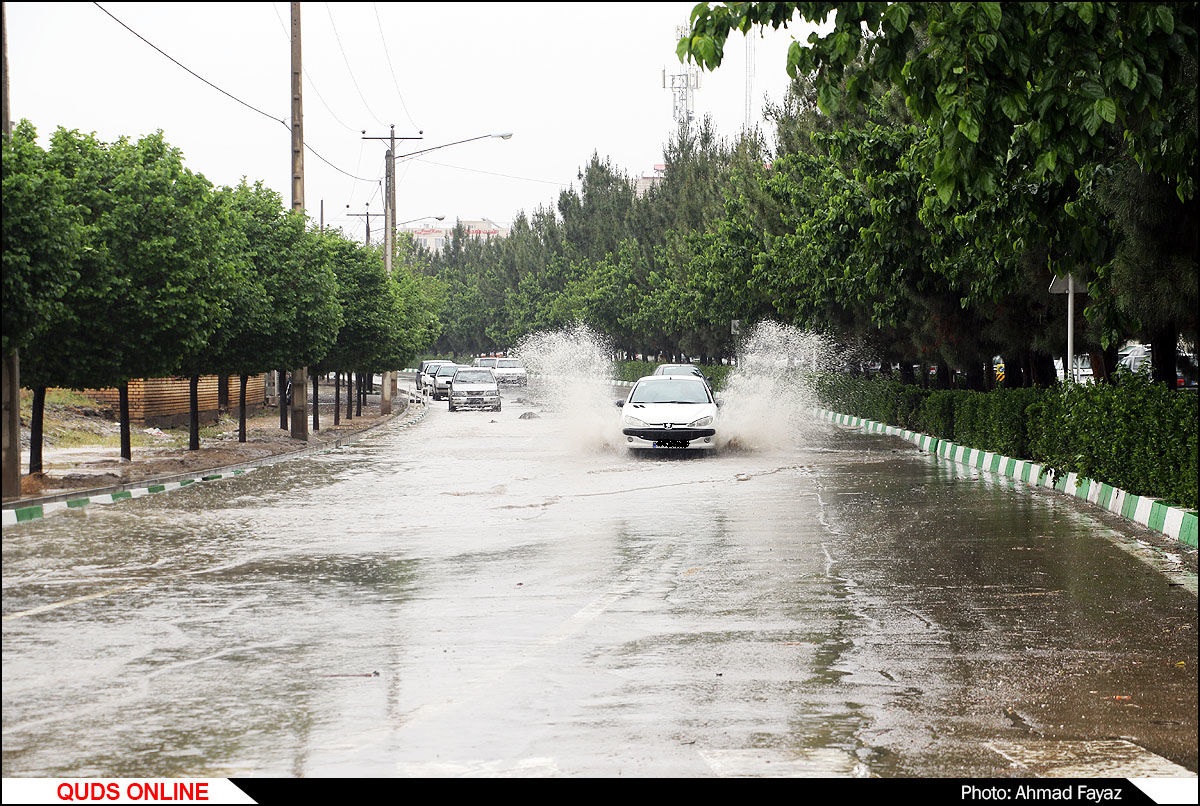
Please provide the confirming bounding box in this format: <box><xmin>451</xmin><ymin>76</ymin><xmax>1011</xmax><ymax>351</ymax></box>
<box><xmin>1150</xmin><ymin>324</ymin><xmax>1178</xmax><ymax>389</ymax></box>
<box><xmin>238</xmin><ymin>374</ymin><xmax>248</xmax><ymax>443</ymax></box>
<box><xmin>965</xmin><ymin>361</ymin><xmax>986</xmax><ymax>392</ymax></box>
<box><xmin>119</xmin><ymin>382</ymin><xmax>132</xmax><ymax>461</ymax></box>
<box><xmin>278</xmin><ymin>370</ymin><xmax>288</xmax><ymax>430</ymax></box>
<box><xmin>334</xmin><ymin>371</ymin><xmax>341</xmax><ymax>426</ymax></box>
<box><xmin>218</xmin><ymin>375</ymin><xmax>229</xmax><ymax>413</ymax></box>
<box><xmin>3</xmin><ymin>350</ymin><xmax>20</xmax><ymax>500</ymax></box>
<box><xmin>345</xmin><ymin>372</ymin><xmax>354</xmax><ymax>421</ymax></box>
<box><xmin>934</xmin><ymin>362</ymin><xmax>951</xmax><ymax>389</ymax></box>
<box><xmin>188</xmin><ymin>374</ymin><xmax>200</xmax><ymax>451</ymax></box>
<box><xmin>311</xmin><ymin>372</ymin><xmax>320</xmax><ymax>431</ymax></box>
<box><xmin>29</xmin><ymin>386</ymin><xmax>45</xmax><ymax>475</ymax></box>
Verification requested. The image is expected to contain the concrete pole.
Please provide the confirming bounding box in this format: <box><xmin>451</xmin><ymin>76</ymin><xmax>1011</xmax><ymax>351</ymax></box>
<box><xmin>2</xmin><ymin>5</ymin><xmax>21</xmax><ymax>500</ymax></box>
<box><xmin>1067</xmin><ymin>274</ymin><xmax>1075</xmax><ymax>384</ymax></box>
<box><xmin>288</xmin><ymin>1</ymin><xmax>307</xmax><ymax>439</ymax></box>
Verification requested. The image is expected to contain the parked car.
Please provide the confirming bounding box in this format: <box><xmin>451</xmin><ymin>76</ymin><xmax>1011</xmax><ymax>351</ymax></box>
<box><xmin>1118</xmin><ymin>342</ymin><xmax>1197</xmax><ymax>388</ymax></box>
<box><xmin>615</xmin><ymin>374</ymin><xmax>720</xmax><ymax>453</ymax></box>
<box><xmin>430</xmin><ymin>363</ymin><xmax>464</xmax><ymax>400</ymax></box>
<box><xmin>448</xmin><ymin>367</ymin><xmax>501</xmax><ymax>412</ymax></box>
<box><xmin>493</xmin><ymin>358</ymin><xmax>528</xmax><ymax>386</ymax></box>
<box><xmin>417</xmin><ymin>359</ymin><xmax>454</xmax><ymax>392</ymax></box>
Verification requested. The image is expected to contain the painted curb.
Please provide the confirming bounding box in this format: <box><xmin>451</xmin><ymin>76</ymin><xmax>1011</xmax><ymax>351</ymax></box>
<box><xmin>3</xmin><ymin>399</ymin><xmax>431</xmax><ymax>528</ymax></box>
<box><xmin>815</xmin><ymin>408</ymin><xmax>1198</xmax><ymax>550</ymax></box>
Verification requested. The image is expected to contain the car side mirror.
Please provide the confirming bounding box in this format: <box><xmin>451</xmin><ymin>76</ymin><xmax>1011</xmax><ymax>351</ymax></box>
<box><xmin>615</xmin><ymin>400</ymin><xmax>624</xmax><ymax>407</ymax></box>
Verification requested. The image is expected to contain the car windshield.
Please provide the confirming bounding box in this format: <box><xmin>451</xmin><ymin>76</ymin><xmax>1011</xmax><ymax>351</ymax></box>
<box><xmin>453</xmin><ymin>370</ymin><xmax>493</xmax><ymax>383</ymax></box>
<box><xmin>476</xmin><ymin>358</ymin><xmax>497</xmax><ymax>367</ymax></box>
<box><xmin>628</xmin><ymin>379</ymin><xmax>710</xmax><ymax>404</ymax></box>
<box><xmin>436</xmin><ymin>365</ymin><xmax>460</xmax><ymax>376</ymax></box>
<box><xmin>655</xmin><ymin>365</ymin><xmax>701</xmax><ymax>376</ymax></box>
<box><xmin>496</xmin><ymin>359</ymin><xmax>523</xmax><ymax>368</ymax></box>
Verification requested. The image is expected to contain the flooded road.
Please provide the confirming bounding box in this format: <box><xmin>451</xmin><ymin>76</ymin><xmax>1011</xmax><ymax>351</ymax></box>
<box><xmin>3</xmin><ymin>359</ymin><xmax>1196</xmax><ymax>780</ymax></box>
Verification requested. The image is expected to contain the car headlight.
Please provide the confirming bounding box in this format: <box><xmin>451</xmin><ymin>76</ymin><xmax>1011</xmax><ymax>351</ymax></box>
<box><xmin>688</xmin><ymin>415</ymin><xmax>713</xmax><ymax>427</ymax></box>
<box><xmin>623</xmin><ymin>415</ymin><xmax>648</xmax><ymax>427</ymax></box>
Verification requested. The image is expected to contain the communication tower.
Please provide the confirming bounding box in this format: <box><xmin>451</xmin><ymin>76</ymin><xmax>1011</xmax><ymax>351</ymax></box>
<box><xmin>664</xmin><ymin>25</ymin><xmax>700</xmax><ymax>124</ymax></box>
<box><xmin>744</xmin><ymin>35</ymin><xmax>756</xmax><ymax>129</ymax></box>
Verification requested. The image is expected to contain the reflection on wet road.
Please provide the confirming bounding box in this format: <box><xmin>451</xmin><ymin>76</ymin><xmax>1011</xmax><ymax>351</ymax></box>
<box><xmin>3</xmin><ymin>369</ymin><xmax>1196</xmax><ymax>779</ymax></box>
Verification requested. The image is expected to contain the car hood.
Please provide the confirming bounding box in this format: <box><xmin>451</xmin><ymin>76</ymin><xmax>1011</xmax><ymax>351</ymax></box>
<box><xmin>621</xmin><ymin>402</ymin><xmax>717</xmax><ymax>425</ymax></box>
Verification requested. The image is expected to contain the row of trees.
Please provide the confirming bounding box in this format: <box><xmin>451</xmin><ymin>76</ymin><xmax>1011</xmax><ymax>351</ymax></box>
<box><xmin>5</xmin><ymin>2</ymin><xmax>1195</xmax><ymax>494</ymax></box>
<box><xmin>422</xmin><ymin>2</ymin><xmax>1195</xmax><ymax>392</ymax></box>
<box><xmin>3</xmin><ymin>122</ymin><xmax>443</xmax><ymax>470</ymax></box>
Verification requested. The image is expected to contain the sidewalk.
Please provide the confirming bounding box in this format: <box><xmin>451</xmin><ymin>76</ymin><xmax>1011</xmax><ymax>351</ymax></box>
<box><xmin>4</xmin><ymin>388</ymin><xmax>428</xmax><ymax>518</ymax></box>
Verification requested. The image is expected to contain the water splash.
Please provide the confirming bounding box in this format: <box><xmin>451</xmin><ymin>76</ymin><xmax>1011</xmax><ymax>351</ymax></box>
<box><xmin>717</xmin><ymin>321</ymin><xmax>839</xmax><ymax>453</ymax></box>
<box><xmin>512</xmin><ymin>323</ymin><xmax>621</xmax><ymax>452</ymax></box>
<box><xmin>511</xmin><ymin>320</ymin><xmax>855</xmax><ymax>455</ymax></box>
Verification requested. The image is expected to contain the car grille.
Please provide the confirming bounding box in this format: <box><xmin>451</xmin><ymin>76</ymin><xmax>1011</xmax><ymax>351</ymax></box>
<box><xmin>623</xmin><ymin>427</ymin><xmax>715</xmax><ymax>441</ymax></box>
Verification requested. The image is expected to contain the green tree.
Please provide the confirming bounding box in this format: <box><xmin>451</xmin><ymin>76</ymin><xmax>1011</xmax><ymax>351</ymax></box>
<box><xmin>2</xmin><ymin>120</ymin><xmax>84</xmax><ymax>484</ymax></box>
<box><xmin>680</xmin><ymin>2</ymin><xmax>1198</xmax><ymax>384</ymax></box>
<box><xmin>25</xmin><ymin>128</ymin><xmax>233</xmax><ymax>461</ymax></box>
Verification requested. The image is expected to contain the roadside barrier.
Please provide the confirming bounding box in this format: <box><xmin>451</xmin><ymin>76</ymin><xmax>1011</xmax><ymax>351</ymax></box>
<box><xmin>816</xmin><ymin>408</ymin><xmax>1198</xmax><ymax>550</ymax></box>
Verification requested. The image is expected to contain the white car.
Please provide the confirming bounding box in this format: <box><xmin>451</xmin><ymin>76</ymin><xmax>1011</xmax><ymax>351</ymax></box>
<box><xmin>430</xmin><ymin>363</ymin><xmax>464</xmax><ymax>400</ymax></box>
<box><xmin>492</xmin><ymin>357</ymin><xmax>528</xmax><ymax>386</ymax></box>
<box><xmin>615</xmin><ymin>374</ymin><xmax>720</xmax><ymax>452</ymax></box>
<box><xmin>448</xmin><ymin>367</ymin><xmax>501</xmax><ymax>412</ymax></box>
<box><xmin>417</xmin><ymin>359</ymin><xmax>454</xmax><ymax>392</ymax></box>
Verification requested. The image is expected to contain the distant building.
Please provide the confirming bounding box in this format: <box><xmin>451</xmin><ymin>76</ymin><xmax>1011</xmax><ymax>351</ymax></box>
<box><xmin>401</xmin><ymin>218</ymin><xmax>509</xmax><ymax>253</ymax></box>
<box><xmin>635</xmin><ymin>164</ymin><xmax>666</xmax><ymax>197</ymax></box>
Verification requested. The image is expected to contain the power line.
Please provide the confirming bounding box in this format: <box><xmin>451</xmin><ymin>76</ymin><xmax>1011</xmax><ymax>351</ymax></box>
<box><xmin>372</xmin><ymin>2</ymin><xmax>420</xmax><ymax>132</ymax></box>
<box><xmin>93</xmin><ymin>3</ymin><xmax>377</xmax><ymax>185</ymax></box>
<box><xmin>325</xmin><ymin>2</ymin><xmax>386</xmax><ymax>127</ymax></box>
<box><xmin>93</xmin><ymin>2</ymin><xmax>287</xmax><ymax>128</ymax></box>
<box><xmin>415</xmin><ymin>158</ymin><xmax>564</xmax><ymax>187</ymax></box>
<box><xmin>270</xmin><ymin>1</ymin><xmax>361</xmax><ymax>135</ymax></box>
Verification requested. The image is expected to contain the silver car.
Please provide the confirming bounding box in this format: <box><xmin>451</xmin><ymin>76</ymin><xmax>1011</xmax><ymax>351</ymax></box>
<box><xmin>430</xmin><ymin>363</ymin><xmax>464</xmax><ymax>400</ymax></box>
<box><xmin>492</xmin><ymin>357</ymin><xmax>528</xmax><ymax>386</ymax></box>
<box><xmin>448</xmin><ymin>367</ymin><xmax>501</xmax><ymax>412</ymax></box>
<box><xmin>417</xmin><ymin>359</ymin><xmax>454</xmax><ymax>392</ymax></box>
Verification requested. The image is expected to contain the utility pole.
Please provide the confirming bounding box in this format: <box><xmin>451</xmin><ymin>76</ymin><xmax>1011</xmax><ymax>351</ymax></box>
<box><xmin>362</xmin><ymin>125</ymin><xmax>420</xmax><ymax>416</ymax></box>
<box><xmin>347</xmin><ymin>204</ymin><xmax>384</xmax><ymax>245</ymax></box>
<box><xmin>288</xmin><ymin>1</ymin><xmax>307</xmax><ymax>440</ymax></box>
<box><xmin>362</xmin><ymin>125</ymin><xmax>422</xmax><ymax>272</ymax></box>
<box><xmin>2</xmin><ymin>2</ymin><xmax>20</xmax><ymax>501</ymax></box>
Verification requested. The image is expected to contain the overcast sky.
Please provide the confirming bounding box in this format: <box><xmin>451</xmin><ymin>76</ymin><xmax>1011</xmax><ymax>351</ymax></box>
<box><xmin>5</xmin><ymin>2</ymin><xmax>819</xmax><ymax>240</ymax></box>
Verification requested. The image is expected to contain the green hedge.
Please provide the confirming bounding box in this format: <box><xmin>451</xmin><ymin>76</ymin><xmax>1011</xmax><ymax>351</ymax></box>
<box><xmin>810</xmin><ymin>374</ymin><xmax>1197</xmax><ymax>512</ymax></box>
<box><xmin>612</xmin><ymin>363</ymin><xmax>1196</xmax><ymax>511</ymax></box>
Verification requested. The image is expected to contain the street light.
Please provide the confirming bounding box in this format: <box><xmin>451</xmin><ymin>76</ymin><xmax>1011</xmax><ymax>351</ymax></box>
<box><xmin>392</xmin><ymin>132</ymin><xmax>513</xmax><ymax>163</ymax></box>
<box><xmin>362</xmin><ymin>128</ymin><xmax>513</xmax><ymax>274</ymax></box>
<box><xmin>396</xmin><ymin>215</ymin><xmax>445</xmax><ymax>226</ymax></box>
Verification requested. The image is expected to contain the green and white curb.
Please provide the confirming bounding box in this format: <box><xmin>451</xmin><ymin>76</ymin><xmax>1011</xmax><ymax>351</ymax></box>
<box><xmin>816</xmin><ymin>408</ymin><xmax>1198</xmax><ymax>550</ymax></box>
<box><xmin>2</xmin><ymin>470</ymin><xmax>254</xmax><ymax>527</ymax></box>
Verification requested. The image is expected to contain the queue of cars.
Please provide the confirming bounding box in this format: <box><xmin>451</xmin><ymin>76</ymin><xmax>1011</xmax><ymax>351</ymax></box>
<box><xmin>417</xmin><ymin>356</ymin><xmax>526</xmax><ymax>411</ymax></box>
<box><xmin>420</xmin><ymin>358</ymin><xmax>726</xmax><ymax>452</ymax></box>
